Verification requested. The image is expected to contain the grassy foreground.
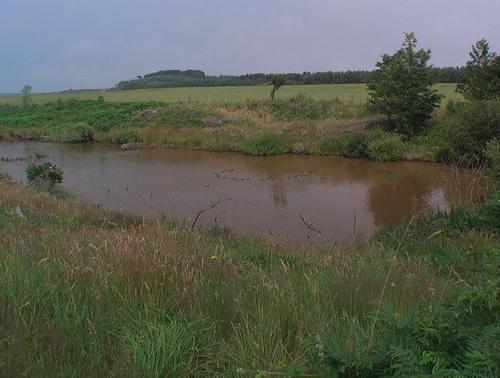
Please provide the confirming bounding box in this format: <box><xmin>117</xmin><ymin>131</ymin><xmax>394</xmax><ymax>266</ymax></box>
<box><xmin>0</xmin><ymin>84</ymin><xmax>460</xmax><ymax>106</ymax></box>
<box><xmin>0</xmin><ymin>176</ymin><xmax>498</xmax><ymax>376</ymax></box>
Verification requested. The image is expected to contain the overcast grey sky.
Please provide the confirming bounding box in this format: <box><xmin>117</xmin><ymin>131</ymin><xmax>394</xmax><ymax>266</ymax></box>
<box><xmin>1</xmin><ymin>0</ymin><xmax>499</xmax><ymax>92</ymax></box>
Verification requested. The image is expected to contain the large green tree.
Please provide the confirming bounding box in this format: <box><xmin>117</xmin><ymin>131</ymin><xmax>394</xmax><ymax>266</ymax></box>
<box><xmin>368</xmin><ymin>33</ymin><xmax>441</xmax><ymax>136</ymax></box>
<box><xmin>457</xmin><ymin>39</ymin><xmax>500</xmax><ymax>100</ymax></box>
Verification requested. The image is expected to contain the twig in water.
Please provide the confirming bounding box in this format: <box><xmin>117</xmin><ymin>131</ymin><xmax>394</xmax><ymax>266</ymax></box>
<box><xmin>299</xmin><ymin>213</ymin><xmax>322</xmax><ymax>234</ymax></box>
<box><xmin>191</xmin><ymin>194</ymin><xmax>232</xmax><ymax>230</ymax></box>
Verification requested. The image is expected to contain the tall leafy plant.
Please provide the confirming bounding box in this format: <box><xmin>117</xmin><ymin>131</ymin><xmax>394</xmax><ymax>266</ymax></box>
<box><xmin>368</xmin><ymin>33</ymin><xmax>441</xmax><ymax>136</ymax></box>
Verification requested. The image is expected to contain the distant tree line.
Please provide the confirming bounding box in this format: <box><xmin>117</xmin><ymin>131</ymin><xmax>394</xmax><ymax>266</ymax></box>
<box><xmin>113</xmin><ymin>67</ymin><xmax>463</xmax><ymax>90</ymax></box>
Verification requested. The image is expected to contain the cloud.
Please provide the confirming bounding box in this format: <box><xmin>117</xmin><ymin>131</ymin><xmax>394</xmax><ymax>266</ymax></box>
<box><xmin>1</xmin><ymin>0</ymin><xmax>499</xmax><ymax>92</ymax></box>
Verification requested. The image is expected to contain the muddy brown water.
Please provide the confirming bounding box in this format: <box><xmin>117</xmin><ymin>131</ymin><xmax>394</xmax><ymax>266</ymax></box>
<box><xmin>0</xmin><ymin>141</ymin><xmax>468</xmax><ymax>246</ymax></box>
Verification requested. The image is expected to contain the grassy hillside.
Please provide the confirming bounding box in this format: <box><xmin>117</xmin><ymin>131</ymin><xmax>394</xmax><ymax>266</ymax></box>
<box><xmin>0</xmin><ymin>83</ymin><xmax>461</xmax><ymax>106</ymax></box>
<box><xmin>0</xmin><ymin>173</ymin><xmax>498</xmax><ymax>376</ymax></box>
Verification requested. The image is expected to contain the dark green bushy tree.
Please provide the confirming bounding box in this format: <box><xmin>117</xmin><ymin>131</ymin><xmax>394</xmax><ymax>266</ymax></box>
<box><xmin>368</xmin><ymin>33</ymin><xmax>441</xmax><ymax>136</ymax></box>
<box><xmin>457</xmin><ymin>39</ymin><xmax>500</xmax><ymax>100</ymax></box>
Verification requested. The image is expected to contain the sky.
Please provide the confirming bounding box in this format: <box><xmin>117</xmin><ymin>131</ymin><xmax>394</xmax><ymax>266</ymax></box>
<box><xmin>1</xmin><ymin>0</ymin><xmax>499</xmax><ymax>93</ymax></box>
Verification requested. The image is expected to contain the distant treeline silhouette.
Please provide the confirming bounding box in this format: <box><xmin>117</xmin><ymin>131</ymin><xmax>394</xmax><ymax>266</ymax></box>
<box><xmin>113</xmin><ymin>67</ymin><xmax>463</xmax><ymax>90</ymax></box>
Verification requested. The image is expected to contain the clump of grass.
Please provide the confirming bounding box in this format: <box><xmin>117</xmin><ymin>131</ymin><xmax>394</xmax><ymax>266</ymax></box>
<box><xmin>270</xmin><ymin>93</ymin><xmax>333</xmax><ymax>120</ymax></box>
<box><xmin>49</xmin><ymin>122</ymin><xmax>94</xmax><ymax>143</ymax></box>
<box><xmin>321</xmin><ymin>129</ymin><xmax>383</xmax><ymax>158</ymax></box>
<box><xmin>122</xmin><ymin>317</ymin><xmax>217</xmax><ymax>376</ymax></box>
<box><xmin>241</xmin><ymin>132</ymin><xmax>290</xmax><ymax>156</ymax></box>
<box><xmin>368</xmin><ymin>133</ymin><xmax>406</xmax><ymax>161</ymax></box>
<box><xmin>155</xmin><ymin>104</ymin><xmax>222</xmax><ymax>128</ymax></box>
<box><xmin>95</xmin><ymin>127</ymin><xmax>141</xmax><ymax>144</ymax></box>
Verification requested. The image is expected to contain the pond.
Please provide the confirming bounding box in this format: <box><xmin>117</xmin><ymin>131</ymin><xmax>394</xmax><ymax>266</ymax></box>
<box><xmin>0</xmin><ymin>141</ymin><xmax>468</xmax><ymax>246</ymax></box>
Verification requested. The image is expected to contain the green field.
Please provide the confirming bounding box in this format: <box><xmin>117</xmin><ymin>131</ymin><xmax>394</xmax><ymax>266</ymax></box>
<box><xmin>0</xmin><ymin>83</ymin><xmax>461</xmax><ymax>105</ymax></box>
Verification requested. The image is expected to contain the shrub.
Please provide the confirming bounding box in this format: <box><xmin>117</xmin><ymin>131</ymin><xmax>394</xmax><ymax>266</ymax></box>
<box><xmin>51</xmin><ymin>122</ymin><xmax>94</xmax><ymax>143</ymax></box>
<box><xmin>485</xmin><ymin>140</ymin><xmax>500</xmax><ymax>184</ymax></box>
<box><xmin>483</xmin><ymin>190</ymin><xmax>500</xmax><ymax>229</ymax></box>
<box><xmin>437</xmin><ymin>100</ymin><xmax>500</xmax><ymax>163</ymax></box>
<box><xmin>271</xmin><ymin>94</ymin><xmax>331</xmax><ymax>121</ymax></box>
<box><xmin>26</xmin><ymin>162</ymin><xmax>63</xmax><ymax>188</ymax></box>
<box><xmin>242</xmin><ymin>132</ymin><xmax>290</xmax><ymax>156</ymax></box>
<box><xmin>321</xmin><ymin>129</ymin><xmax>384</xmax><ymax>158</ymax></box>
<box><xmin>368</xmin><ymin>134</ymin><xmax>406</xmax><ymax>161</ymax></box>
<box><xmin>447</xmin><ymin>204</ymin><xmax>486</xmax><ymax>231</ymax></box>
<box><xmin>102</xmin><ymin>128</ymin><xmax>141</xmax><ymax>144</ymax></box>
<box><xmin>447</xmin><ymin>192</ymin><xmax>500</xmax><ymax>231</ymax></box>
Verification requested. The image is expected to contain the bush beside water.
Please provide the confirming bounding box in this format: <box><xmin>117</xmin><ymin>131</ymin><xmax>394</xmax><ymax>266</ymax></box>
<box><xmin>50</xmin><ymin>122</ymin><xmax>94</xmax><ymax>143</ymax></box>
<box><xmin>26</xmin><ymin>162</ymin><xmax>63</xmax><ymax>186</ymax></box>
<box><xmin>96</xmin><ymin>127</ymin><xmax>141</xmax><ymax>144</ymax></box>
<box><xmin>486</xmin><ymin>140</ymin><xmax>500</xmax><ymax>183</ymax></box>
<box><xmin>437</xmin><ymin>100</ymin><xmax>500</xmax><ymax>163</ymax></box>
<box><xmin>321</xmin><ymin>129</ymin><xmax>407</xmax><ymax>161</ymax></box>
<box><xmin>368</xmin><ymin>133</ymin><xmax>406</xmax><ymax>161</ymax></box>
<box><xmin>242</xmin><ymin>132</ymin><xmax>290</xmax><ymax>156</ymax></box>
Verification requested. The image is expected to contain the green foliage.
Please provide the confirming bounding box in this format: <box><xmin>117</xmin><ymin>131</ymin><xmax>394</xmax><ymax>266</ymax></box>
<box><xmin>26</xmin><ymin>162</ymin><xmax>63</xmax><ymax>188</ymax></box>
<box><xmin>122</xmin><ymin>317</ymin><xmax>215</xmax><ymax>376</ymax></box>
<box><xmin>484</xmin><ymin>190</ymin><xmax>500</xmax><ymax>229</ymax></box>
<box><xmin>50</xmin><ymin>122</ymin><xmax>94</xmax><ymax>143</ymax></box>
<box><xmin>242</xmin><ymin>132</ymin><xmax>290</xmax><ymax>156</ymax></box>
<box><xmin>368</xmin><ymin>33</ymin><xmax>441</xmax><ymax>136</ymax></box>
<box><xmin>270</xmin><ymin>93</ymin><xmax>332</xmax><ymax>120</ymax></box>
<box><xmin>322</xmin><ymin>129</ymin><xmax>384</xmax><ymax>158</ymax></box>
<box><xmin>98</xmin><ymin>127</ymin><xmax>141</xmax><ymax>144</ymax></box>
<box><xmin>319</xmin><ymin>288</ymin><xmax>500</xmax><ymax>377</ymax></box>
<box><xmin>486</xmin><ymin>140</ymin><xmax>500</xmax><ymax>184</ymax></box>
<box><xmin>0</xmin><ymin>99</ymin><xmax>158</xmax><ymax>130</ymax></box>
<box><xmin>318</xmin><ymin>211</ymin><xmax>500</xmax><ymax>376</ymax></box>
<box><xmin>368</xmin><ymin>133</ymin><xmax>406</xmax><ymax>161</ymax></box>
<box><xmin>458</xmin><ymin>39</ymin><xmax>500</xmax><ymax>100</ymax></box>
<box><xmin>437</xmin><ymin>100</ymin><xmax>500</xmax><ymax>163</ymax></box>
<box><xmin>156</xmin><ymin>104</ymin><xmax>221</xmax><ymax>128</ymax></box>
